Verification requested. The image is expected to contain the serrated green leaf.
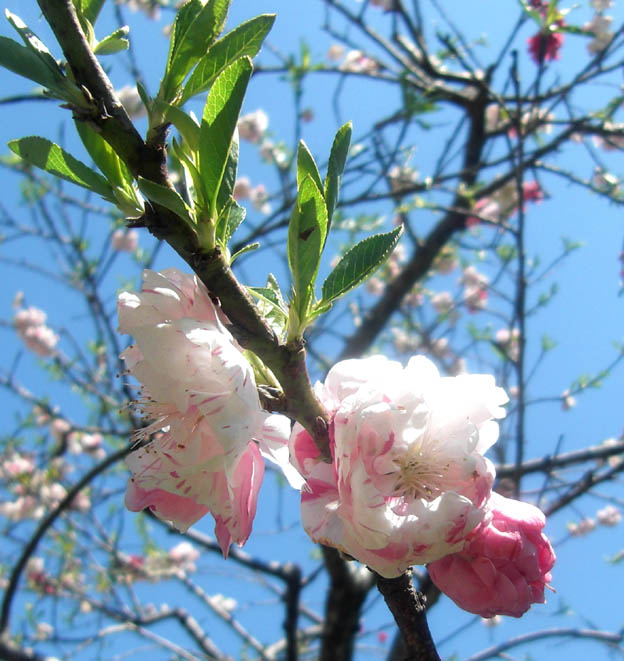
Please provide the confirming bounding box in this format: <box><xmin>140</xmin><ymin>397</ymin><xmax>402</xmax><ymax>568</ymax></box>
<box><xmin>74</xmin><ymin>120</ymin><xmax>133</xmax><ymax>189</ymax></box>
<box><xmin>181</xmin><ymin>14</ymin><xmax>275</xmax><ymax>104</ymax></box>
<box><xmin>137</xmin><ymin>176</ymin><xmax>194</xmax><ymax>224</ymax></box>
<box><xmin>9</xmin><ymin>136</ymin><xmax>114</xmax><ymax>199</ymax></box>
<box><xmin>324</xmin><ymin>121</ymin><xmax>352</xmax><ymax>227</ymax></box>
<box><xmin>5</xmin><ymin>11</ymin><xmax>62</xmax><ymax>78</ymax></box>
<box><xmin>321</xmin><ymin>226</ymin><xmax>402</xmax><ymax>304</ymax></box>
<box><xmin>153</xmin><ymin>100</ymin><xmax>201</xmax><ymax>152</ymax></box>
<box><xmin>297</xmin><ymin>140</ymin><xmax>323</xmax><ymax>192</ymax></box>
<box><xmin>287</xmin><ymin>175</ymin><xmax>328</xmax><ymax>317</ymax></box>
<box><xmin>162</xmin><ymin>0</ymin><xmax>230</xmax><ymax>102</ymax></box>
<box><xmin>0</xmin><ymin>36</ymin><xmax>62</xmax><ymax>93</ymax></box>
<box><xmin>94</xmin><ymin>26</ymin><xmax>130</xmax><ymax>55</ymax></box>
<box><xmin>199</xmin><ymin>56</ymin><xmax>252</xmax><ymax>218</ymax></box>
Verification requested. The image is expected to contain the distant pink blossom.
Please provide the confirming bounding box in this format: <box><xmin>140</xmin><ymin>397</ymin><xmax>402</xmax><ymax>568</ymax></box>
<box><xmin>290</xmin><ymin>355</ymin><xmax>507</xmax><ymax>577</ymax></box>
<box><xmin>237</xmin><ymin>109</ymin><xmax>268</xmax><ymax>143</ymax></box>
<box><xmin>112</xmin><ymin>228</ymin><xmax>139</xmax><ymax>252</ymax></box>
<box><xmin>527</xmin><ymin>31</ymin><xmax>564</xmax><ymax>63</ymax></box>
<box><xmin>118</xmin><ymin>269</ymin><xmax>301</xmax><ymax>555</ymax></box>
<box><xmin>428</xmin><ymin>492</ymin><xmax>555</xmax><ymax>617</ymax></box>
<box><xmin>14</xmin><ymin>306</ymin><xmax>59</xmax><ymax>357</ymax></box>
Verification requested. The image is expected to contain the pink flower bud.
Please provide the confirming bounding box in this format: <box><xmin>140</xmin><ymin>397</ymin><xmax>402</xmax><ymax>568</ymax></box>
<box><xmin>428</xmin><ymin>492</ymin><xmax>555</xmax><ymax>618</ymax></box>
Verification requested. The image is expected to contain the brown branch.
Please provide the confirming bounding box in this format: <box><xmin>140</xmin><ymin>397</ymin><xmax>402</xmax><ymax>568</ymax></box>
<box><xmin>320</xmin><ymin>546</ymin><xmax>375</xmax><ymax>661</ymax></box>
<box><xmin>375</xmin><ymin>571</ymin><xmax>441</xmax><ymax>661</ymax></box>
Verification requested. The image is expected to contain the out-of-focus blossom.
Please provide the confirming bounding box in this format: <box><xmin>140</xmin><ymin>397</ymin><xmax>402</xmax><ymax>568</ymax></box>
<box><xmin>1</xmin><ymin>453</ymin><xmax>35</xmax><ymax>479</ymax></box>
<box><xmin>431</xmin><ymin>292</ymin><xmax>454</xmax><ymax>316</ymax></box>
<box><xmin>168</xmin><ymin>541</ymin><xmax>200</xmax><ymax>572</ymax></box>
<box><xmin>340</xmin><ymin>50</ymin><xmax>379</xmax><ymax>74</ymax></box>
<box><xmin>237</xmin><ymin>109</ymin><xmax>268</xmax><ymax>143</ymax></box>
<box><xmin>250</xmin><ymin>184</ymin><xmax>271</xmax><ymax>214</ymax></box>
<box><xmin>591</xmin><ymin>0</ymin><xmax>613</xmax><ymax>9</ymax></box>
<box><xmin>117</xmin><ymin>85</ymin><xmax>147</xmax><ymax>119</ymax></box>
<box><xmin>259</xmin><ymin>139</ymin><xmax>288</xmax><ymax>166</ymax></box>
<box><xmin>585</xmin><ymin>14</ymin><xmax>614</xmax><ymax>53</ymax></box>
<box><xmin>290</xmin><ymin>355</ymin><xmax>508</xmax><ymax>578</ymax></box>
<box><xmin>14</xmin><ymin>307</ymin><xmax>47</xmax><ymax>330</ymax></box>
<box><xmin>50</xmin><ymin>418</ymin><xmax>71</xmax><ymax>443</ymax></box>
<box><xmin>388</xmin><ymin>165</ymin><xmax>419</xmax><ymax>193</ymax></box>
<box><xmin>467</xmin><ymin>198</ymin><xmax>501</xmax><ymax>228</ymax></box>
<box><xmin>495</xmin><ymin>328</ymin><xmax>521</xmax><ymax>362</ymax></box>
<box><xmin>123</xmin><ymin>0</ymin><xmax>160</xmax><ymax>20</ymax></box>
<box><xmin>327</xmin><ymin>44</ymin><xmax>345</xmax><ymax>61</ymax></box>
<box><xmin>434</xmin><ymin>249</ymin><xmax>458</xmax><ymax>274</ymax></box>
<box><xmin>462</xmin><ymin>267</ymin><xmax>489</xmax><ymax>313</ymax></box>
<box><xmin>119</xmin><ymin>269</ymin><xmax>301</xmax><ymax>555</ymax></box>
<box><xmin>0</xmin><ymin>495</ymin><xmax>43</xmax><ymax>521</ymax></box>
<box><xmin>527</xmin><ymin>30</ymin><xmax>564</xmax><ymax>63</ymax></box>
<box><xmin>596</xmin><ymin>505</ymin><xmax>621</xmax><ymax>526</ymax></box>
<box><xmin>568</xmin><ymin>517</ymin><xmax>596</xmax><ymax>536</ymax></box>
<box><xmin>561</xmin><ymin>389</ymin><xmax>576</xmax><ymax>411</ymax></box>
<box><xmin>112</xmin><ymin>228</ymin><xmax>139</xmax><ymax>252</ymax></box>
<box><xmin>593</xmin><ymin>122</ymin><xmax>624</xmax><ymax>151</ymax></box>
<box><xmin>68</xmin><ymin>432</ymin><xmax>105</xmax><ymax>459</ymax></box>
<box><xmin>233</xmin><ymin>176</ymin><xmax>252</xmax><ymax>200</ymax></box>
<box><xmin>428</xmin><ymin>492</ymin><xmax>555</xmax><ymax>617</ymax></box>
<box><xmin>14</xmin><ymin>306</ymin><xmax>58</xmax><ymax>357</ymax></box>
<box><xmin>391</xmin><ymin>328</ymin><xmax>420</xmax><ymax>354</ymax></box>
<box><xmin>366</xmin><ymin>277</ymin><xmax>384</xmax><ymax>295</ymax></box>
<box><xmin>485</xmin><ymin>104</ymin><xmax>509</xmax><ymax>134</ymax></box>
<box><xmin>370</xmin><ymin>0</ymin><xmax>394</xmax><ymax>8</ymax></box>
<box><xmin>209</xmin><ymin>593</ymin><xmax>237</xmax><ymax>612</ymax></box>
<box><xmin>35</xmin><ymin>622</ymin><xmax>54</xmax><ymax>641</ymax></box>
<box><xmin>300</xmin><ymin>108</ymin><xmax>315</xmax><ymax>123</ymax></box>
<box><xmin>592</xmin><ymin>168</ymin><xmax>620</xmax><ymax>193</ymax></box>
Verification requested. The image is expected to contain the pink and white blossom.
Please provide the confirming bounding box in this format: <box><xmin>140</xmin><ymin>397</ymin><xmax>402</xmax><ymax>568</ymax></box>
<box><xmin>596</xmin><ymin>505</ymin><xmax>621</xmax><ymax>527</ymax></box>
<box><xmin>14</xmin><ymin>306</ymin><xmax>59</xmax><ymax>357</ymax></box>
<box><xmin>428</xmin><ymin>492</ymin><xmax>555</xmax><ymax>617</ymax></box>
<box><xmin>112</xmin><ymin>228</ymin><xmax>139</xmax><ymax>252</ymax></box>
<box><xmin>118</xmin><ymin>269</ymin><xmax>301</xmax><ymax>555</ymax></box>
<box><xmin>237</xmin><ymin>109</ymin><xmax>268</xmax><ymax>143</ymax></box>
<box><xmin>290</xmin><ymin>355</ymin><xmax>508</xmax><ymax>577</ymax></box>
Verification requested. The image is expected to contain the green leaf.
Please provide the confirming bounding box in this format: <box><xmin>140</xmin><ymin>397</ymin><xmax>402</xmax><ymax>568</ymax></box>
<box><xmin>297</xmin><ymin>140</ymin><xmax>323</xmax><ymax>193</ymax></box>
<box><xmin>215</xmin><ymin>196</ymin><xmax>245</xmax><ymax>245</ymax></box>
<box><xmin>72</xmin><ymin>0</ymin><xmax>105</xmax><ymax>25</ymax></box>
<box><xmin>321</xmin><ymin>226</ymin><xmax>402</xmax><ymax>304</ymax></box>
<box><xmin>0</xmin><ymin>36</ymin><xmax>63</xmax><ymax>92</ymax></box>
<box><xmin>94</xmin><ymin>26</ymin><xmax>130</xmax><ymax>55</ymax></box>
<box><xmin>74</xmin><ymin>120</ymin><xmax>133</xmax><ymax>189</ymax></box>
<box><xmin>287</xmin><ymin>175</ymin><xmax>328</xmax><ymax>316</ymax></box>
<box><xmin>199</xmin><ymin>56</ymin><xmax>252</xmax><ymax>218</ymax></box>
<box><xmin>181</xmin><ymin>14</ymin><xmax>275</xmax><ymax>104</ymax></box>
<box><xmin>162</xmin><ymin>0</ymin><xmax>230</xmax><ymax>102</ymax></box>
<box><xmin>324</xmin><ymin>121</ymin><xmax>352</xmax><ymax>226</ymax></box>
<box><xmin>137</xmin><ymin>177</ymin><xmax>194</xmax><ymax>224</ymax></box>
<box><xmin>171</xmin><ymin>137</ymin><xmax>205</xmax><ymax>208</ymax></box>
<box><xmin>249</xmin><ymin>276</ymin><xmax>288</xmax><ymax>335</ymax></box>
<box><xmin>9</xmin><ymin>136</ymin><xmax>114</xmax><ymax>199</ymax></box>
<box><xmin>216</xmin><ymin>131</ymin><xmax>238</xmax><ymax>212</ymax></box>
<box><xmin>230</xmin><ymin>241</ymin><xmax>259</xmax><ymax>263</ymax></box>
<box><xmin>152</xmin><ymin>100</ymin><xmax>201</xmax><ymax>152</ymax></box>
<box><xmin>5</xmin><ymin>11</ymin><xmax>63</xmax><ymax>78</ymax></box>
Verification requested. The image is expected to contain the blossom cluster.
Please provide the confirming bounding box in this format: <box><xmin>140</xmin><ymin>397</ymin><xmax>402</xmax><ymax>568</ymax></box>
<box><xmin>288</xmin><ymin>355</ymin><xmax>555</xmax><ymax>617</ymax></box>
<box><xmin>14</xmin><ymin>304</ymin><xmax>59</xmax><ymax>357</ymax></box>
<box><xmin>118</xmin><ymin>269</ymin><xmax>555</xmax><ymax>618</ymax></box>
<box><xmin>118</xmin><ymin>269</ymin><xmax>301</xmax><ymax>556</ymax></box>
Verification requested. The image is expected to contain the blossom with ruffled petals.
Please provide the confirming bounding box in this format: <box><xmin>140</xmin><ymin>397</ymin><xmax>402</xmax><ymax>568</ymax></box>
<box><xmin>290</xmin><ymin>355</ymin><xmax>508</xmax><ymax>577</ymax></box>
<box><xmin>119</xmin><ymin>268</ymin><xmax>301</xmax><ymax>555</ymax></box>
<box><xmin>428</xmin><ymin>492</ymin><xmax>555</xmax><ymax>617</ymax></box>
